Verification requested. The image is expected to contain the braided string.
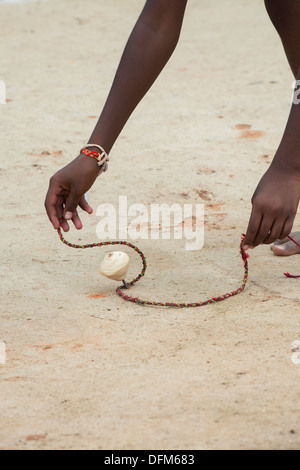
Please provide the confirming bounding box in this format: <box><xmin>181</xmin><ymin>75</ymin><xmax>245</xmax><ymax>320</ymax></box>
<box><xmin>284</xmin><ymin>235</ymin><xmax>300</xmax><ymax>279</ymax></box>
<box><xmin>57</xmin><ymin>228</ymin><xmax>147</xmax><ymax>286</ymax></box>
<box><xmin>57</xmin><ymin>226</ymin><xmax>249</xmax><ymax>308</ymax></box>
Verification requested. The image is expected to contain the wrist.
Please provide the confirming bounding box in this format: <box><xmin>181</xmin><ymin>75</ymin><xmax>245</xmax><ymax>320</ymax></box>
<box><xmin>78</xmin><ymin>143</ymin><xmax>109</xmax><ymax>176</ymax></box>
<box><xmin>271</xmin><ymin>153</ymin><xmax>300</xmax><ymax>175</ymax></box>
<box><xmin>76</xmin><ymin>153</ymin><xmax>102</xmax><ymax>176</ymax></box>
<box><xmin>83</xmin><ymin>143</ymin><xmax>109</xmax><ymax>172</ymax></box>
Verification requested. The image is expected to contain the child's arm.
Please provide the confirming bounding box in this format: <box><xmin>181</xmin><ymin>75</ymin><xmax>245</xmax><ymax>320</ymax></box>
<box><xmin>243</xmin><ymin>0</ymin><xmax>300</xmax><ymax>249</ymax></box>
<box><xmin>45</xmin><ymin>0</ymin><xmax>188</xmax><ymax>231</ymax></box>
<box><xmin>243</xmin><ymin>91</ymin><xmax>300</xmax><ymax>249</ymax></box>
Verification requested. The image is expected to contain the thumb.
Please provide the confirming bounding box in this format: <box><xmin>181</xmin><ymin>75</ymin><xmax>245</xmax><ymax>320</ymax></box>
<box><xmin>64</xmin><ymin>192</ymin><xmax>80</xmax><ymax>220</ymax></box>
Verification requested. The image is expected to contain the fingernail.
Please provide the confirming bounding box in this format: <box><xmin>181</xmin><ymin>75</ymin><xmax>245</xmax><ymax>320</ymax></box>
<box><xmin>243</xmin><ymin>245</ymin><xmax>249</xmax><ymax>250</ymax></box>
<box><xmin>65</xmin><ymin>211</ymin><xmax>73</xmax><ymax>220</ymax></box>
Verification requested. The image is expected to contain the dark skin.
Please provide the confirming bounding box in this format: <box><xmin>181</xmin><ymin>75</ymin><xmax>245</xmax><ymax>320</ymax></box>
<box><xmin>45</xmin><ymin>0</ymin><xmax>188</xmax><ymax>233</ymax></box>
<box><xmin>243</xmin><ymin>0</ymin><xmax>300</xmax><ymax>249</ymax></box>
<box><xmin>45</xmin><ymin>0</ymin><xmax>300</xmax><ymax>247</ymax></box>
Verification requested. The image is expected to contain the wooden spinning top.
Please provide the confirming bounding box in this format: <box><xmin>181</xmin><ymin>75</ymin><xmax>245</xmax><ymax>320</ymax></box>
<box><xmin>100</xmin><ymin>251</ymin><xmax>130</xmax><ymax>282</ymax></box>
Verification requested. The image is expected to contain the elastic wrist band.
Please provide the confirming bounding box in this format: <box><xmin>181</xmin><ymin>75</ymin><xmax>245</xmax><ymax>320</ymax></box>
<box><xmin>81</xmin><ymin>144</ymin><xmax>109</xmax><ymax>172</ymax></box>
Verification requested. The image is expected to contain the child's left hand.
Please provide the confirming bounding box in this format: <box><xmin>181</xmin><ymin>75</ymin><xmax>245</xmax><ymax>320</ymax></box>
<box><xmin>243</xmin><ymin>164</ymin><xmax>300</xmax><ymax>249</ymax></box>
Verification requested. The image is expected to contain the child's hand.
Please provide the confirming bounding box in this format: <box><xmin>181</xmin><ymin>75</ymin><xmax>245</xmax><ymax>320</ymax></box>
<box><xmin>45</xmin><ymin>155</ymin><xmax>101</xmax><ymax>231</ymax></box>
<box><xmin>243</xmin><ymin>164</ymin><xmax>300</xmax><ymax>249</ymax></box>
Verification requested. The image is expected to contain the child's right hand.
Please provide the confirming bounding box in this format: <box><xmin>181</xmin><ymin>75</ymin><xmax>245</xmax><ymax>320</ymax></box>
<box><xmin>45</xmin><ymin>155</ymin><xmax>101</xmax><ymax>231</ymax></box>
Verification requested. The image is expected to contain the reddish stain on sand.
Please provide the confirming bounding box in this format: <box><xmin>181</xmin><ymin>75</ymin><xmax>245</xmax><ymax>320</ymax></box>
<box><xmin>235</xmin><ymin>124</ymin><xmax>266</xmax><ymax>139</ymax></box>
<box><xmin>26</xmin><ymin>434</ymin><xmax>47</xmax><ymax>442</ymax></box>
<box><xmin>207</xmin><ymin>203</ymin><xmax>222</xmax><ymax>211</ymax></box>
<box><xmin>239</xmin><ymin>130</ymin><xmax>266</xmax><ymax>139</ymax></box>
<box><xmin>194</xmin><ymin>189</ymin><xmax>213</xmax><ymax>201</ymax></box>
<box><xmin>235</xmin><ymin>124</ymin><xmax>252</xmax><ymax>130</ymax></box>
<box><xmin>177</xmin><ymin>216</ymin><xmax>197</xmax><ymax>228</ymax></box>
<box><xmin>87</xmin><ymin>293</ymin><xmax>108</xmax><ymax>299</ymax></box>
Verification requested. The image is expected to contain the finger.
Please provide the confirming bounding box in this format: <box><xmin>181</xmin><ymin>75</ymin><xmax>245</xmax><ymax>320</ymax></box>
<box><xmin>48</xmin><ymin>195</ymin><xmax>70</xmax><ymax>232</ymax></box>
<box><xmin>59</xmin><ymin>217</ymin><xmax>70</xmax><ymax>232</ymax></box>
<box><xmin>53</xmin><ymin>202</ymin><xmax>70</xmax><ymax>232</ymax></box>
<box><xmin>272</xmin><ymin>224</ymin><xmax>295</xmax><ymax>245</ymax></box>
<box><xmin>78</xmin><ymin>195</ymin><xmax>93</xmax><ymax>214</ymax></box>
<box><xmin>279</xmin><ymin>218</ymin><xmax>294</xmax><ymax>240</ymax></box>
<box><xmin>64</xmin><ymin>191</ymin><xmax>81</xmax><ymax>221</ymax></box>
<box><xmin>243</xmin><ymin>208</ymin><xmax>263</xmax><ymax>248</ymax></box>
<box><xmin>251</xmin><ymin>214</ymin><xmax>275</xmax><ymax>247</ymax></box>
<box><xmin>71</xmin><ymin>209</ymin><xmax>83</xmax><ymax>230</ymax></box>
<box><xmin>262</xmin><ymin>218</ymin><xmax>286</xmax><ymax>245</ymax></box>
<box><xmin>45</xmin><ymin>191</ymin><xmax>61</xmax><ymax>230</ymax></box>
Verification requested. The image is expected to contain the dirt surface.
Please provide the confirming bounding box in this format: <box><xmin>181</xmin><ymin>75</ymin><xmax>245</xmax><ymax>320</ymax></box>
<box><xmin>1</xmin><ymin>0</ymin><xmax>300</xmax><ymax>450</ymax></box>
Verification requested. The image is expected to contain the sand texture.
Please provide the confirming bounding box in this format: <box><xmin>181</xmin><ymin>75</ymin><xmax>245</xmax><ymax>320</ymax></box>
<box><xmin>0</xmin><ymin>0</ymin><xmax>300</xmax><ymax>450</ymax></box>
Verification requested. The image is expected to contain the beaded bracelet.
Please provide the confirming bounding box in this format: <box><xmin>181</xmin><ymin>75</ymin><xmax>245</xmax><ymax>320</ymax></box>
<box><xmin>81</xmin><ymin>144</ymin><xmax>109</xmax><ymax>172</ymax></box>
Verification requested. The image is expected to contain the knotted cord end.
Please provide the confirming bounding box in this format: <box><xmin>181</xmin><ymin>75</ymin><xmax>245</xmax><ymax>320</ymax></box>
<box><xmin>284</xmin><ymin>272</ymin><xmax>300</xmax><ymax>279</ymax></box>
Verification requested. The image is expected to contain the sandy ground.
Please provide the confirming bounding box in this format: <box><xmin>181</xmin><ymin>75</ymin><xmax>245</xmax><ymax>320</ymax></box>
<box><xmin>1</xmin><ymin>0</ymin><xmax>300</xmax><ymax>451</ymax></box>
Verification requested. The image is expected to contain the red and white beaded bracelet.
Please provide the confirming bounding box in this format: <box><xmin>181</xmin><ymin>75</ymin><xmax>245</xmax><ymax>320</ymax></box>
<box><xmin>80</xmin><ymin>143</ymin><xmax>109</xmax><ymax>172</ymax></box>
